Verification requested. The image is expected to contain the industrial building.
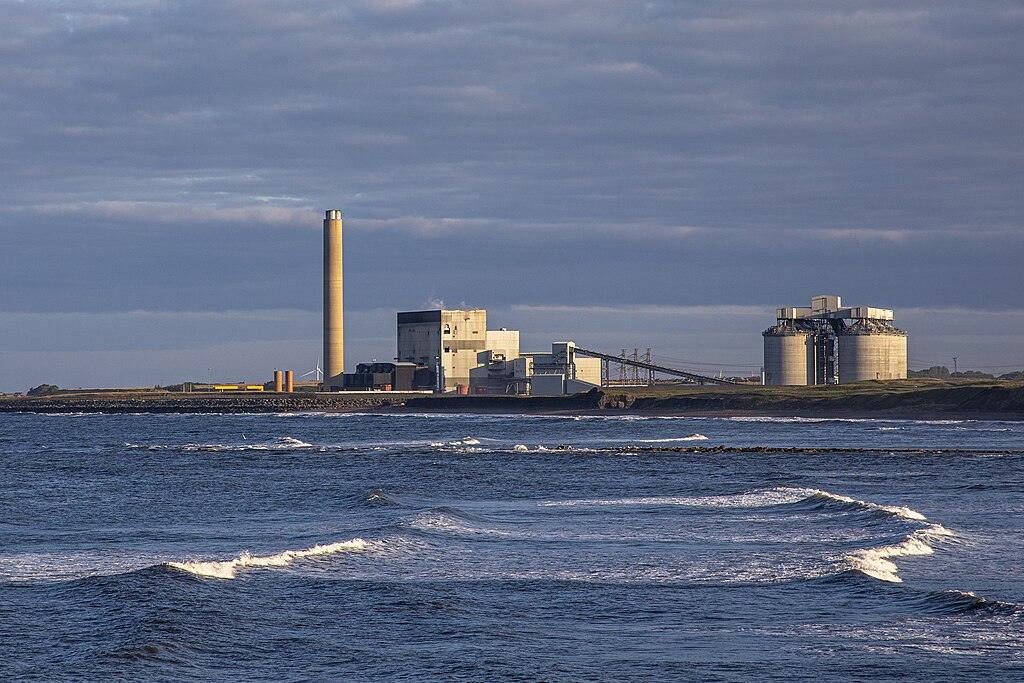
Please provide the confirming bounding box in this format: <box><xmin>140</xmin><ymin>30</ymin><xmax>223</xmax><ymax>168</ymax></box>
<box><xmin>314</xmin><ymin>207</ymin><xmax>737</xmax><ymax>395</ymax></box>
<box><xmin>469</xmin><ymin>341</ymin><xmax>602</xmax><ymax>396</ymax></box>
<box><xmin>397</xmin><ymin>309</ymin><xmax>520</xmax><ymax>391</ymax></box>
<box><xmin>763</xmin><ymin>295</ymin><xmax>908</xmax><ymax>385</ymax></box>
<box><xmin>339</xmin><ymin>362</ymin><xmax>435</xmax><ymax>391</ymax></box>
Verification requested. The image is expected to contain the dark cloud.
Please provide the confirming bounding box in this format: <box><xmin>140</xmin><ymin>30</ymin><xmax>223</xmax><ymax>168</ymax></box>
<box><xmin>1</xmin><ymin>1</ymin><xmax>1022</xmax><ymax>389</ymax></box>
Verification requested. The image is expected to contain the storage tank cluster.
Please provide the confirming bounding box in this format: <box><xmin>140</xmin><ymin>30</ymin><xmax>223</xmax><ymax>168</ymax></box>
<box><xmin>763</xmin><ymin>295</ymin><xmax>907</xmax><ymax>385</ymax></box>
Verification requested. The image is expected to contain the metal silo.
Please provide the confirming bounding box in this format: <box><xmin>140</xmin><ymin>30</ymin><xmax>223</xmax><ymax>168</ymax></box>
<box><xmin>837</xmin><ymin>320</ymin><xmax>908</xmax><ymax>383</ymax></box>
<box><xmin>763</xmin><ymin>323</ymin><xmax>815</xmax><ymax>385</ymax></box>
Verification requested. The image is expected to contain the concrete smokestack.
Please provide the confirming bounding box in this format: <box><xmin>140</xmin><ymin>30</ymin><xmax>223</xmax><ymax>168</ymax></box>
<box><xmin>273</xmin><ymin>369</ymin><xmax>283</xmax><ymax>393</ymax></box>
<box><xmin>323</xmin><ymin>209</ymin><xmax>345</xmax><ymax>383</ymax></box>
<box><xmin>285</xmin><ymin>369</ymin><xmax>294</xmax><ymax>393</ymax></box>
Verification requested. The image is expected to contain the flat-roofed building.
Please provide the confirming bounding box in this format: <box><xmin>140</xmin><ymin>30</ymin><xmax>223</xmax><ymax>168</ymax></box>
<box><xmin>470</xmin><ymin>340</ymin><xmax>601</xmax><ymax>395</ymax></box>
<box><xmin>397</xmin><ymin>309</ymin><xmax>519</xmax><ymax>391</ymax></box>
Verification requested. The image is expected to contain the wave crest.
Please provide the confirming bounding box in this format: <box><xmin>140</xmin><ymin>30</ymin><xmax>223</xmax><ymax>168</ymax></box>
<box><xmin>846</xmin><ymin>525</ymin><xmax>955</xmax><ymax>583</ymax></box>
<box><xmin>540</xmin><ymin>487</ymin><xmax>928</xmax><ymax>522</ymax></box>
<box><xmin>165</xmin><ymin>538</ymin><xmax>370</xmax><ymax>579</ymax></box>
<box><xmin>797</xmin><ymin>489</ymin><xmax>927</xmax><ymax>521</ymax></box>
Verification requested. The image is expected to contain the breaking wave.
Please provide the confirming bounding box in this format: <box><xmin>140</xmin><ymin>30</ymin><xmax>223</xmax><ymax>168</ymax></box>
<box><xmin>125</xmin><ymin>436</ymin><xmax>315</xmax><ymax>452</ymax></box>
<box><xmin>845</xmin><ymin>525</ymin><xmax>954</xmax><ymax>583</ymax></box>
<box><xmin>786</xmin><ymin>489</ymin><xmax>927</xmax><ymax>521</ymax></box>
<box><xmin>364</xmin><ymin>489</ymin><xmax>401</xmax><ymax>507</ymax></box>
<box><xmin>408</xmin><ymin>510</ymin><xmax>514</xmax><ymax>538</ymax></box>
<box><xmin>633</xmin><ymin>434</ymin><xmax>709</xmax><ymax>443</ymax></box>
<box><xmin>540</xmin><ymin>486</ymin><xmax>956</xmax><ymax>585</ymax></box>
<box><xmin>165</xmin><ymin>538</ymin><xmax>370</xmax><ymax>579</ymax></box>
<box><xmin>540</xmin><ymin>488</ymin><xmax>811</xmax><ymax>509</ymax></box>
<box><xmin>277</xmin><ymin>436</ymin><xmax>312</xmax><ymax>448</ymax></box>
<box><xmin>540</xmin><ymin>486</ymin><xmax>927</xmax><ymax>522</ymax></box>
<box><xmin>911</xmin><ymin>589</ymin><xmax>1023</xmax><ymax>616</ymax></box>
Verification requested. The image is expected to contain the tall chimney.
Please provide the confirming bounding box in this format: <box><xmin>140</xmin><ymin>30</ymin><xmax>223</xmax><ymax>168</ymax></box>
<box><xmin>323</xmin><ymin>209</ymin><xmax>345</xmax><ymax>382</ymax></box>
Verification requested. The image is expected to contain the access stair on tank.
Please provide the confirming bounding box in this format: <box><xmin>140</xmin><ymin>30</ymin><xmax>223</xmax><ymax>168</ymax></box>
<box><xmin>572</xmin><ymin>347</ymin><xmax>742</xmax><ymax>386</ymax></box>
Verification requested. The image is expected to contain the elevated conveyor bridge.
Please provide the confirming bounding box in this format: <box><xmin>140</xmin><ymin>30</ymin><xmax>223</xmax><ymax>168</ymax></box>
<box><xmin>572</xmin><ymin>347</ymin><xmax>742</xmax><ymax>386</ymax></box>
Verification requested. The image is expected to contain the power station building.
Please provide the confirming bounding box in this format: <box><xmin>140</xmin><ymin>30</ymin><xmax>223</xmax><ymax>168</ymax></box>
<box><xmin>397</xmin><ymin>309</ymin><xmax>520</xmax><ymax>392</ymax></box>
<box><xmin>763</xmin><ymin>295</ymin><xmax>908</xmax><ymax>385</ymax></box>
<box><xmin>318</xmin><ymin>209</ymin><xmax>598</xmax><ymax>395</ymax></box>
<box><xmin>469</xmin><ymin>341</ymin><xmax>602</xmax><ymax>396</ymax></box>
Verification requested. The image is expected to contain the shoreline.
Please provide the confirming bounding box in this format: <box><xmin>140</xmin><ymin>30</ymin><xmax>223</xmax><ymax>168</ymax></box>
<box><xmin>2</xmin><ymin>380</ymin><xmax>1023</xmax><ymax>421</ymax></box>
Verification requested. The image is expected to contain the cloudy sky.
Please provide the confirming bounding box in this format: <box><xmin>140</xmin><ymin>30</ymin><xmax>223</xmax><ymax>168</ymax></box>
<box><xmin>2</xmin><ymin>0</ymin><xmax>1022</xmax><ymax>390</ymax></box>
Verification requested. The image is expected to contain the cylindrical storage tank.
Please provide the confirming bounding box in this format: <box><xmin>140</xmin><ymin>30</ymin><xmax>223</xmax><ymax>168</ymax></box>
<box><xmin>284</xmin><ymin>370</ymin><xmax>294</xmax><ymax>393</ymax></box>
<box><xmin>763</xmin><ymin>326</ymin><xmax>815</xmax><ymax>385</ymax></box>
<box><xmin>273</xmin><ymin>369</ymin><xmax>284</xmax><ymax>392</ymax></box>
<box><xmin>838</xmin><ymin>325</ymin><xmax>908</xmax><ymax>383</ymax></box>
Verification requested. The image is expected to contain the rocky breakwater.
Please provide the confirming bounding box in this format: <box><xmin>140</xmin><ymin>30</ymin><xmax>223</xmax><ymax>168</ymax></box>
<box><xmin>0</xmin><ymin>391</ymin><xmax>421</xmax><ymax>414</ymax></box>
<box><xmin>401</xmin><ymin>388</ymin><xmax>606</xmax><ymax>413</ymax></box>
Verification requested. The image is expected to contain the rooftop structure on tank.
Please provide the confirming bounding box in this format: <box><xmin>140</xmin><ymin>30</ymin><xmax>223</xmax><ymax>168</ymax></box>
<box><xmin>763</xmin><ymin>295</ymin><xmax>907</xmax><ymax>385</ymax></box>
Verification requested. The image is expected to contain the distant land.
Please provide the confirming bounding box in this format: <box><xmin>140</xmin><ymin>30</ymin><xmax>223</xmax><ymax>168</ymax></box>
<box><xmin>3</xmin><ymin>379</ymin><xmax>1023</xmax><ymax>421</ymax></box>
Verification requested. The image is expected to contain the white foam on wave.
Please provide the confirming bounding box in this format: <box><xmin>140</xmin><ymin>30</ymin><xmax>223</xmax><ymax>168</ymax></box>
<box><xmin>543</xmin><ymin>485</ymin><xmax>956</xmax><ymax>586</ymax></box>
<box><xmin>427</xmin><ymin>437</ymin><xmax>493</xmax><ymax>454</ymax></box>
<box><xmin>540</xmin><ymin>487</ymin><xmax>812</xmax><ymax>509</ymax></box>
<box><xmin>276</xmin><ymin>436</ymin><xmax>313</xmax><ymax>448</ymax></box>
<box><xmin>0</xmin><ymin>551</ymin><xmax>161</xmax><ymax>583</ymax></box>
<box><xmin>431</xmin><ymin>436</ymin><xmax>482</xmax><ymax>447</ymax></box>
<box><xmin>34</xmin><ymin>412</ymin><xmax>95</xmax><ymax>417</ymax></box>
<box><xmin>634</xmin><ymin>434</ymin><xmax>709</xmax><ymax>443</ymax></box>
<box><xmin>409</xmin><ymin>511</ymin><xmax>514</xmax><ymax>538</ymax></box>
<box><xmin>846</xmin><ymin>524</ymin><xmax>955</xmax><ymax>583</ymax></box>
<box><xmin>508</xmin><ymin>444</ymin><xmax>567</xmax><ymax>453</ymax></box>
<box><xmin>125</xmin><ymin>436</ymin><xmax>316</xmax><ymax>452</ymax></box>
<box><xmin>166</xmin><ymin>538</ymin><xmax>370</xmax><ymax>579</ymax></box>
<box><xmin>806</xmin><ymin>489</ymin><xmax>927</xmax><ymax>521</ymax></box>
<box><xmin>726</xmin><ymin>416</ymin><xmax>967</xmax><ymax>425</ymax></box>
<box><xmin>542</xmin><ymin>486</ymin><xmax>930</xmax><ymax>521</ymax></box>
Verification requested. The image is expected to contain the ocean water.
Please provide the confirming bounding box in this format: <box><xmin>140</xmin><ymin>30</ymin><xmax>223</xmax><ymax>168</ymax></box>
<box><xmin>1</xmin><ymin>411</ymin><xmax>1022</xmax><ymax>681</ymax></box>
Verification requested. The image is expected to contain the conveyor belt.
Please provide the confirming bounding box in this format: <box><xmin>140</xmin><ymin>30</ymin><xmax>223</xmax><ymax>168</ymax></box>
<box><xmin>572</xmin><ymin>347</ymin><xmax>743</xmax><ymax>386</ymax></box>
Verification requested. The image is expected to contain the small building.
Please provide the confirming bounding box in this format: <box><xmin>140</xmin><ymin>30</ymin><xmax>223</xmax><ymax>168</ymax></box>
<box><xmin>397</xmin><ymin>309</ymin><xmax>520</xmax><ymax>391</ymax></box>
<box><xmin>469</xmin><ymin>341</ymin><xmax>601</xmax><ymax>396</ymax></box>
<box><xmin>340</xmin><ymin>362</ymin><xmax>434</xmax><ymax>391</ymax></box>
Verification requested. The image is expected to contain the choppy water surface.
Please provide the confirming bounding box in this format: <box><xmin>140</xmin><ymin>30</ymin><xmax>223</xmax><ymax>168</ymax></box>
<box><xmin>2</xmin><ymin>412</ymin><xmax>1023</xmax><ymax>680</ymax></box>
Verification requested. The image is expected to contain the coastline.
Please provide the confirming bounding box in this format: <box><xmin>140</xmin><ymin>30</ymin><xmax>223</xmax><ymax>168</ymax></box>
<box><xmin>0</xmin><ymin>391</ymin><xmax>418</xmax><ymax>414</ymax></box>
<box><xmin>2</xmin><ymin>379</ymin><xmax>1023</xmax><ymax>421</ymax></box>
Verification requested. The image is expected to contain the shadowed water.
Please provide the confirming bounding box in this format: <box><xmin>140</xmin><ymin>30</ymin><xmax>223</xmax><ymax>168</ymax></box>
<box><xmin>1</xmin><ymin>412</ymin><xmax>1022</xmax><ymax>680</ymax></box>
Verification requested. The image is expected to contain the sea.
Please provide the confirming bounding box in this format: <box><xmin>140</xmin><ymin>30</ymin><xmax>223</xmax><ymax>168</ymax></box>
<box><xmin>1</xmin><ymin>410</ymin><xmax>1022</xmax><ymax>681</ymax></box>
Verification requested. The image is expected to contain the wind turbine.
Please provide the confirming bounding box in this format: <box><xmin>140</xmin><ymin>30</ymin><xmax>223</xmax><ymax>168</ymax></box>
<box><xmin>300</xmin><ymin>353</ymin><xmax>323</xmax><ymax>382</ymax></box>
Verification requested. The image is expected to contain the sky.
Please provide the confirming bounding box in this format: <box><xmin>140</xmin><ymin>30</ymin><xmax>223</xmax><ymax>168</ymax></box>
<box><xmin>1</xmin><ymin>0</ymin><xmax>1023</xmax><ymax>390</ymax></box>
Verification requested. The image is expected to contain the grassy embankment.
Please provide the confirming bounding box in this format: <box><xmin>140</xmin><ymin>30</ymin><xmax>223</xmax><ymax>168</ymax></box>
<box><xmin>605</xmin><ymin>378</ymin><xmax>1024</xmax><ymax>418</ymax></box>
